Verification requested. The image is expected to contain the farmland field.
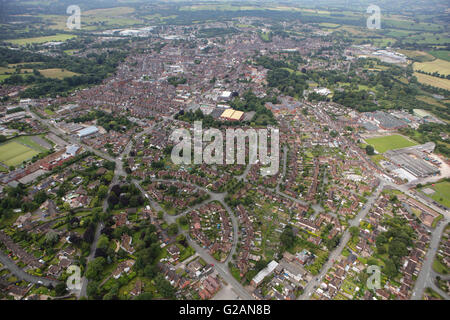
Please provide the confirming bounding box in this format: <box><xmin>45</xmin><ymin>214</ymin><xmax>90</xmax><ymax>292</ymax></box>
<box><xmin>0</xmin><ymin>141</ymin><xmax>39</xmax><ymax>167</ymax></box>
<box><xmin>8</xmin><ymin>34</ymin><xmax>77</xmax><ymax>45</ymax></box>
<box><xmin>416</xmin><ymin>95</ymin><xmax>447</xmax><ymax>108</ymax></box>
<box><xmin>428</xmin><ymin>50</ymin><xmax>450</xmax><ymax>62</ymax></box>
<box><xmin>365</xmin><ymin>135</ymin><xmax>418</xmax><ymax>153</ymax></box>
<box><xmin>413</xmin><ymin>59</ymin><xmax>450</xmax><ymax>76</ymax></box>
<box><xmin>398</xmin><ymin>50</ymin><xmax>435</xmax><ymax>62</ymax></box>
<box><xmin>39</xmin><ymin>68</ymin><xmax>79</xmax><ymax>79</ymax></box>
<box><xmin>414</xmin><ymin>72</ymin><xmax>450</xmax><ymax>91</ymax></box>
<box><xmin>84</xmin><ymin>7</ymin><xmax>135</xmax><ymax>16</ymax></box>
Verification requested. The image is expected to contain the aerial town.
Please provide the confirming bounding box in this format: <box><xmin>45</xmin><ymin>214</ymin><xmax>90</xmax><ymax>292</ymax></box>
<box><xmin>0</xmin><ymin>0</ymin><xmax>449</xmax><ymax>304</ymax></box>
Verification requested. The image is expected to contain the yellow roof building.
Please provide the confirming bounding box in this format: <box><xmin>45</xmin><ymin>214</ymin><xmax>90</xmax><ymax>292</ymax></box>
<box><xmin>229</xmin><ymin>110</ymin><xmax>244</xmax><ymax>121</ymax></box>
<box><xmin>220</xmin><ymin>109</ymin><xmax>235</xmax><ymax>119</ymax></box>
<box><xmin>220</xmin><ymin>108</ymin><xmax>244</xmax><ymax>121</ymax></box>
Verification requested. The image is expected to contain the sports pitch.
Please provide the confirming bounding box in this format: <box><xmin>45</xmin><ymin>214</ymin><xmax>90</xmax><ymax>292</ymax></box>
<box><xmin>365</xmin><ymin>135</ymin><xmax>418</xmax><ymax>153</ymax></box>
<box><xmin>0</xmin><ymin>141</ymin><xmax>40</xmax><ymax>167</ymax></box>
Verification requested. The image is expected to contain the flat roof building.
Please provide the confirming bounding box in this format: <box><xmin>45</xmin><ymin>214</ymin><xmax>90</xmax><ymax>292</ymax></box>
<box><xmin>251</xmin><ymin>260</ymin><xmax>279</xmax><ymax>287</ymax></box>
<box><xmin>76</xmin><ymin>126</ymin><xmax>99</xmax><ymax>138</ymax></box>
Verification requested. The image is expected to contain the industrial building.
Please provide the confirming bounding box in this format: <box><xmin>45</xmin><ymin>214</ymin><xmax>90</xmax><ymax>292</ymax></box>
<box><xmin>76</xmin><ymin>126</ymin><xmax>99</xmax><ymax>138</ymax></box>
<box><xmin>384</xmin><ymin>143</ymin><xmax>440</xmax><ymax>180</ymax></box>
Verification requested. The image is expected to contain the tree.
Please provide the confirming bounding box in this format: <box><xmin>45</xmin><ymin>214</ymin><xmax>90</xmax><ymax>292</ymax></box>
<box><xmin>44</xmin><ymin>230</ymin><xmax>59</xmax><ymax>246</ymax></box>
<box><xmin>154</xmin><ymin>274</ymin><xmax>176</xmax><ymax>298</ymax></box>
<box><xmin>97</xmin><ymin>234</ymin><xmax>109</xmax><ymax>250</ymax></box>
<box><xmin>388</xmin><ymin>239</ymin><xmax>408</xmax><ymax>258</ymax></box>
<box><xmin>98</xmin><ymin>185</ymin><xmax>108</xmax><ymax>199</ymax></box>
<box><xmin>85</xmin><ymin>257</ymin><xmax>105</xmax><ymax>280</ymax></box>
<box><xmin>384</xmin><ymin>259</ymin><xmax>398</xmax><ymax>278</ymax></box>
<box><xmin>55</xmin><ymin>283</ymin><xmax>67</xmax><ymax>296</ymax></box>
<box><xmin>178</xmin><ymin>216</ymin><xmax>188</xmax><ymax>226</ymax></box>
<box><xmin>33</xmin><ymin>190</ymin><xmax>47</xmax><ymax>205</ymax></box>
<box><xmin>83</xmin><ymin>223</ymin><xmax>96</xmax><ymax>243</ymax></box>
<box><xmin>135</xmin><ymin>292</ymin><xmax>153</xmax><ymax>300</ymax></box>
<box><xmin>167</xmin><ymin>223</ymin><xmax>178</xmax><ymax>236</ymax></box>
<box><xmin>365</xmin><ymin>145</ymin><xmax>375</xmax><ymax>155</ymax></box>
<box><xmin>107</xmin><ymin>192</ymin><xmax>119</xmax><ymax>207</ymax></box>
<box><xmin>86</xmin><ymin>281</ymin><xmax>99</xmax><ymax>298</ymax></box>
<box><xmin>280</xmin><ymin>225</ymin><xmax>296</xmax><ymax>250</ymax></box>
<box><xmin>349</xmin><ymin>226</ymin><xmax>359</xmax><ymax>239</ymax></box>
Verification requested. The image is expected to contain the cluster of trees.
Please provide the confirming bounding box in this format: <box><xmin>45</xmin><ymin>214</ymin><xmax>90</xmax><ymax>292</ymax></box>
<box><xmin>230</xmin><ymin>90</ymin><xmax>277</xmax><ymax>126</ymax></box>
<box><xmin>332</xmin><ymin>89</ymin><xmax>378</xmax><ymax>112</ymax></box>
<box><xmin>255</xmin><ymin>55</ymin><xmax>309</xmax><ymax>98</ymax></box>
<box><xmin>85</xmin><ymin>219</ymin><xmax>176</xmax><ymax>299</ymax></box>
<box><xmin>415</xmin><ymin>69</ymin><xmax>450</xmax><ymax>80</ymax></box>
<box><xmin>321</xmin><ymin>223</ymin><xmax>341</xmax><ymax>250</ymax></box>
<box><xmin>400</xmin><ymin>122</ymin><xmax>450</xmax><ymax>157</ymax></box>
<box><xmin>176</xmin><ymin>90</ymin><xmax>277</xmax><ymax>127</ymax></box>
<box><xmin>307</xmin><ymin>91</ymin><xmax>329</xmax><ymax>102</ymax></box>
<box><xmin>0</xmin><ymin>184</ymin><xmax>48</xmax><ymax>222</ymax></box>
<box><xmin>256</xmin><ymin>54</ymin><xmax>305</xmax><ymax>71</ymax></box>
<box><xmin>365</xmin><ymin>145</ymin><xmax>375</xmax><ymax>155</ymax></box>
<box><xmin>332</xmin><ymin>65</ymin><xmax>425</xmax><ymax>112</ymax></box>
<box><xmin>280</xmin><ymin>225</ymin><xmax>296</xmax><ymax>251</ymax></box>
<box><xmin>376</xmin><ymin>217</ymin><xmax>415</xmax><ymax>279</ymax></box>
<box><xmin>134</xmin><ymin>224</ymin><xmax>175</xmax><ymax>299</ymax></box>
<box><xmin>167</xmin><ymin>76</ymin><xmax>187</xmax><ymax>87</ymax></box>
<box><xmin>107</xmin><ymin>184</ymin><xmax>144</xmax><ymax>210</ymax></box>
<box><xmin>197</xmin><ymin>27</ymin><xmax>239</xmax><ymax>38</ymax></box>
<box><xmin>175</xmin><ymin>108</ymin><xmax>227</xmax><ymax>128</ymax></box>
<box><xmin>1</xmin><ymin>47</ymin><xmax>127</xmax><ymax>98</ymax></box>
<box><xmin>72</xmin><ymin>110</ymin><xmax>134</xmax><ymax>133</ymax></box>
<box><xmin>266</xmin><ymin>68</ymin><xmax>309</xmax><ymax>97</ymax></box>
<box><xmin>5</xmin><ymin>121</ymin><xmax>32</xmax><ymax>133</ymax></box>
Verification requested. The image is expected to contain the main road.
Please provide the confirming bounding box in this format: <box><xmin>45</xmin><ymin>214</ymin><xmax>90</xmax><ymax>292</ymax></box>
<box><xmin>411</xmin><ymin>216</ymin><xmax>449</xmax><ymax>300</ymax></box>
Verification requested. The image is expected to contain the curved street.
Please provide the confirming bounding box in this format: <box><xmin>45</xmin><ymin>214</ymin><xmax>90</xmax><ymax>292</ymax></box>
<box><xmin>0</xmin><ymin>251</ymin><xmax>59</xmax><ymax>287</ymax></box>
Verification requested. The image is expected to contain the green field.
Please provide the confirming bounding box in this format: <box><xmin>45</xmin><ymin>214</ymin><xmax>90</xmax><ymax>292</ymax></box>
<box><xmin>365</xmin><ymin>135</ymin><xmax>418</xmax><ymax>153</ymax></box>
<box><xmin>13</xmin><ymin>135</ymin><xmax>50</xmax><ymax>153</ymax></box>
<box><xmin>8</xmin><ymin>34</ymin><xmax>77</xmax><ymax>45</ymax></box>
<box><xmin>421</xmin><ymin>181</ymin><xmax>450</xmax><ymax>208</ymax></box>
<box><xmin>39</xmin><ymin>68</ymin><xmax>79</xmax><ymax>79</ymax></box>
<box><xmin>0</xmin><ymin>141</ymin><xmax>39</xmax><ymax>167</ymax></box>
<box><xmin>429</xmin><ymin>50</ymin><xmax>450</xmax><ymax>62</ymax></box>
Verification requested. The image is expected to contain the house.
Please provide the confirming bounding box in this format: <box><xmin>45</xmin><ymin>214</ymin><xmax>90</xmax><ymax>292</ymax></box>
<box><xmin>112</xmin><ymin>260</ymin><xmax>135</xmax><ymax>279</ymax></box>
<box><xmin>120</xmin><ymin>234</ymin><xmax>134</xmax><ymax>254</ymax></box>
<box><xmin>130</xmin><ymin>280</ymin><xmax>143</xmax><ymax>296</ymax></box>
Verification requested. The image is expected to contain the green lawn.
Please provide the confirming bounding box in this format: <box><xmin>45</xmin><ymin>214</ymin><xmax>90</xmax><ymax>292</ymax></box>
<box><xmin>14</xmin><ymin>135</ymin><xmax>50</xmax><ymax>153</ymax></box>
<box><xmin>433</xmin><ymin>258</ymin><xmax>448</xmax><ymax>274</ymax></box>
<box><xmin>422</xmin><ymin>181</ymin><xmax>450</xmax><ymax>208</ymax></box>
<box><xmin>365</xmin><ymin>135</ymin><xmax>418</xmax><ymax>153</ymax></box>
<box><xmin>0</xmin><ymin>141</ymin><xmax>39</xmax><ymax>167</ymax></box>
